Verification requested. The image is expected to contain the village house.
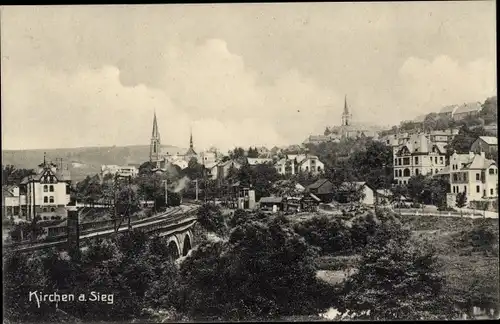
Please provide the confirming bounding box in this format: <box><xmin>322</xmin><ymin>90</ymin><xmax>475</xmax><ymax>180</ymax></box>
<box><xmin>2</xmin><ymin>185</ymin><xmax>20</xmax><ymax>219</ymax></box>
<box><xmin>444</xmin><ymin>152</ymin><xmax>498</xmax><ymax>208</ymax></box>
<box><xmin>209</xmin><ymin>160</ymin><xmax>242</xmax><ymax>182</ymax></box>
<box><xmin>306</xmin><ymin>178</ymin><xmax>334</xmax><ymax>203</ymax></box>
<box><xmin>470</xmin><ymin>136</ymin><xmax>498</xmax><ymax>156</ymax></box>
<box><xmin>393</xmin><ymin>133</ymin><xmax>447</xmax><ymax>185</ymax></box>
<box><xmin>336</xmin><ymin>181</ymin><xmax>393</xmax><ymax>205</ymax></box>
<box><xmin>274</xmin><ymin>154</ymin><xmax>325</xmax><ymax>176</ymax></box>
<box><xmin>101</xmin><ymin>165</ymin><xmax>139</xmax><ymax>178</ymax></box>
<box><xmin>427</xmin><ymin>129</ymin><xmax>459</xmax><ymax>144</ymax></box>
<box><xmin>452</xmin><ymin>102</ymin><xmax>483</xmax><ymax>121</ymax></box>
<box><xmin>18</xmin><ymin>158</ymin><xmax>72</xmax><ymax>220</ymax></box>
<box><xmin>246</xmin><ymin>157</ymin><xmax>274</xmax><ymax>166</ymax></box>
<box><xmin>483</xmin><ymin>123</ymin><xmax>498</xmax><ymax>136</ymax></box>
<box><xmin>438</xmin><ymin>104</ymin><xmax>460</xmax><ymax>119</ymax></box>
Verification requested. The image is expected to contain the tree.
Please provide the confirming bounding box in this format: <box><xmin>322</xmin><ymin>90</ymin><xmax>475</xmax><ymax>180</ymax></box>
<box><xmin>324</xmin><ymin>127</ymin><xmax>331</xmax><ymax>136</ymax></box>
<box><xmin>114</xmin><ymin>181</ymin><xmax>141</xmax><ymax>231</ymax></box>
<box><xmin>247</xmin><ymin>147</ymin><xmax>259</xmax><ymax>158</ymax></box>
<box><xmin>293</xmin><ymin>215</ymin><xmax>352</xmax><ymax>255</ymax></box>
<box><xmin>229</xmin><ymin>147</ymin><xmax>246</xmax><ymax>161</ymax></box>
<box><xmin>196</xmin><ymin>203</ymin><xmax>227</xmax><ymax>237</ymax></box>
<box><xmin>480</xmin><ymin>96</ymin><xmax>497</xmax><ymax>125</ymax></box>
<box><xmin>175</xmin><ymin>216</ymin><xmax>334</xmax><ymax>321</ymax></box>
<box><xmin>349</xmin><ymin>140</ymin><xmax>393</xmax><ymax>190</ymax></box>
<box><xmin>337</xmin><ymin>218</ymin><xmax>458</xmax><ymax>320</ymax></box>
<box><xmin>446</xmin><ymin>125</ymin><xmax>487</xmax><ymax>156</ymax></box>
<box><xmin>456</xmin><ymin>192</ymin><xmax>467</xmax><ymax>216</ymax></box>
<box><xmin>2</xmin><ymin>165</ymin><xmax>37</xmax><ymax>186</ymax></box>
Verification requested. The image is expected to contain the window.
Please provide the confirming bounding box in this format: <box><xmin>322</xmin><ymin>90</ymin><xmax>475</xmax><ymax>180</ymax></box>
<box><xmin>476</xmin><ymin>173</ymin><xmax>480</xmax><ymax>180</ymax></box>
<box><xmin>435</xmin><ymin>169</ymin><xmax>438</xmax><ymax>174</ymax></box>
<box><xmin>453</xmin><ymin>174</ymin><xmax>457</xmax><ymax>181</ymax></box>
<box><xmin>491</xmin><ymin>189</ymin><xmax>494</xmax><ymax>195</ymax></box>
<box><xmin>305</xmin><ymin>166</ymin><xmax>309</xmax><ymax>171</ymax></box>
<box><xmin>51</xmin><ymin>207</ymin><xmax>55</xmax><ymax>212</ymax></box>
<box><xmin>440</xmin><ymin>157</ymin><xmax>444</xmax><ymax>164</ymax></box>
<box><xmin>464</xmin><ymin>186</ymin><xmax>467</xmax><ymax>193</ymax></box>
<box><xmin>415</xmin><ymin>157</ymin><xmax>419</xmax><ymax>164</ymax></box>
<box><xmin>49</xmin><ymin>196</ymin><xmax>54</xmax><ymax>203</ymax></box>
<box><xmin>430</xmin><ymin>169</ymin><xmax>433</xmax><ymax>175</ymax></box>
<box><xmin>42</xmin><ymin>207</ymin><xmax>47</xmax><ymax>212</ymax></box>
<box><xmin>395</xmin><ymin>170</ymin><xmax>398</xmax><ymax>177</ymax></box>
<box><xmin>403</xmin><ymin>158</ymin><xmax>410</xmax><ymax>165</ymax></box>
<box><xmin>44</xmin><ymin>196</ymin><xmax>48</xmax><ymax>203</ymax></box>
<box><xmin>49</xmin><ymin>185</ymin><xmax>54</xmax><ymax>192</ymax></box>
<box><xmin>415</xmin><ymin>169</ymin><xmax>420</xmax><ymax>176</ymax></box>
<box><xmin>317</xmin><ymin>166</ymin><xmax>321</xmax><ymax>172</ymax></box>
<box><xmin>398</xmin><ymin>170</ymin><xmax>402</xmax><ymax>177</ymax></box>
<box><xmin>476</xmin><ymin>186</ymin><xmax>480</xmax><ymax>193</ymax></box>
<box><xmin>43</xmin><ymin>185</ymin><xmax>48</xmax><ymax>192</ymax></box>
<box><xmin>489</xmin><ymin>169</ymin><xmax>495</xmax><ymax>175</ymax></box>
<box><xmin>434</xmin><ymin>157</ymin><xmax>438</xmax><ymax>164</ymax></box>
<box><xmin>403</xmin><ymin>168</ymin><xmax>410</xmax><ymax>177</ymax></box>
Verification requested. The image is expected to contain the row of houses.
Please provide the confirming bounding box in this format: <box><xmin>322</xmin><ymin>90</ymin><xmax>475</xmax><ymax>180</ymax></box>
<box><xmin>410</xmin><ymin>101</ymin><xmax>484</xmax><ymax>124</ymax></box>
<box><xmin>391</xmin><ymin>129</ymin><xmax>498</xmax><ymax>208</ymax></box>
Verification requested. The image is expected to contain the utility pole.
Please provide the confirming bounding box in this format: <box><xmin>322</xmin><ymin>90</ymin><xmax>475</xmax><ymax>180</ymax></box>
<box><xmin>128</xmin><ymin>175</ymin><xmax>132</xmax><ymax>231</ymax></box>
<box><xmin>195</xmin><ymin>179</ymin><xmax>199</xmax><ymax>201</ymax></box>
<box><xmin>164</xmin><ymin>178</ymin><xmax>168</xmax><ymax>208</ymax></box>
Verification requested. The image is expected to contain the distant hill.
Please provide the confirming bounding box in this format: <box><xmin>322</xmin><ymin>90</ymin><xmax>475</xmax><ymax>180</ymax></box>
<box><xmin>2</xmin><ymin>144</ymin><xmax>184</xmax><ymax>183</ymax></box>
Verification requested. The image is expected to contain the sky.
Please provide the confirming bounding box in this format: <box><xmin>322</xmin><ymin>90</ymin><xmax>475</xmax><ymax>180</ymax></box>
<box><xmin>1</xmin><ymin>2</ymin><xmax>496</xmax><ymax>152</ymax></box>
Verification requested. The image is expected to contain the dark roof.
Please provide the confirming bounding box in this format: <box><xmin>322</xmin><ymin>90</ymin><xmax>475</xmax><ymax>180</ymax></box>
<box><xmin>259</xmin><ymin>197</ymin><xmax>283</xmax><ymax>204</ymax></box>
<box><xmin>307</xmin><ymin>178</ymin><xmax>331</xmax><ymax>190</ymax></box>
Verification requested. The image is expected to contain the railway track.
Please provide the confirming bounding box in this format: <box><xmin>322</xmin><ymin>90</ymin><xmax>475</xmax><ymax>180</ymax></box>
<box><xmin>3</xmin><ymin>204</ymin><xmax>199</xmax><ymax>253</ymax></box>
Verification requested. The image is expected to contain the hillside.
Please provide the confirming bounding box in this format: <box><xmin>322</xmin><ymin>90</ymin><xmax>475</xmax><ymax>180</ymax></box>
<box><xmin>2</xmin><ymin>144</ymin><xmax>185</xmax><ymax>182</ymax></box>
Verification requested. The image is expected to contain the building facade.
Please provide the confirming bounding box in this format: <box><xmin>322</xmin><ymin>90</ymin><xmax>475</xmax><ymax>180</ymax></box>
<box><xmin>18</xmin><ymin>159</ymin><xmax>72</xmax><ymax>220</ymax></box>
<box><xmin>274</xmin><ymin>154</ymin><xmax>325</xmax><ymax>176</ymax></box>
<box><xmin>101</xmin><ymin>165</ymin><xmax>139</xmax><ymax>178</ymax></box>
<box><xmin>447</xmin><ymin>152</ymin><xmax>498</xmax><ymax>207</ymax></box>
<box><xmin>470</xmin><ymin>136</ymin><xmax>498</xmax><ymax>155</ymax></box>
<box><xmin>452</xmin><ymin>102</ymin><xmax>483</xmax><ymax>121</ymax></box>
<box><xmin>393</xmin><ymin>134</ymin><xmax>447</xmax><ymax>185</ymax></box>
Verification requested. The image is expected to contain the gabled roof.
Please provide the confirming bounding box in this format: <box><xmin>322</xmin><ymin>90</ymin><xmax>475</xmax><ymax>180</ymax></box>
<box><xmin>308</xmin><ymin>178</ymin><xmax>331</xmax><ymax>190</ymax></box>
<box><xmin>247</xmin><ymin>158</ymin><xmax>273</xmax><ymax>166</ymax></box>
<box><xmin>439</xmin><ymin>104</ymin><xmax>459</xmax><ymax>114</ymax></box>
<box><xmin>478</xmin><ymin>136</ymin><xmax>497</xmax><ymax>145</ymax></box>
<box><xmin>463</xmin><ymin>155</ymin><xmax>496</xmax><ymax>170</ymax></box>
<box><xmin>434</xmin><ymin>166</ymin><xmax>450</xmax><ymax>176</ymax></box>
<box><xmin>259</xmin><ymin>197</ymin><xmax>283</xmax><ymax>204</ymax></box>
<box><xmin>455</xmin><ymin>102</ymin><xmax>482</xmax><ymax>114</ymax></box>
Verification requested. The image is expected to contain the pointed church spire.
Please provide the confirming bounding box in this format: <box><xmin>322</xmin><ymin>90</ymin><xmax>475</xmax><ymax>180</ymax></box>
<box><xmin>344</xmin><ymin>95</ymin><xmax>349</xmax><ymax>114</ymax></box>
<box><xmin>152</xmin><ymin>110</ymin><xmax>159</xmax><ymax>138</ymax></box>
<box><xmin>190</xmin><ymin>126</ymin><xmax>193</xmax><ymax>149</ymax></box>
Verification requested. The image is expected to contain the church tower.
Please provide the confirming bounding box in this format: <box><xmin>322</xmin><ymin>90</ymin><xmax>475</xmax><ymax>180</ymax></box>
<box><xmin>150</xmin><ymin>111</ymin><xmax>161</xmax><ymax>162</ymax></box>
<box><xmin>341</xmin><ymin>95</ymin><xmax>352</xmax><ymax>127</ymax></box>
<box><xmin>184</xmin><ymin>126</ymin><xmax>197</xmax><ymax>162</ymax></box>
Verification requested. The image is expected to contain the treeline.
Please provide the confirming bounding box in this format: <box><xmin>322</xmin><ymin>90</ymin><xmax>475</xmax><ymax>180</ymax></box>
<box><xmin>380</xmin><ymin>96</ymin><xmax>497</xmax><ymax>137</ymax></box>
<box><xmin>4</xmin><ymin>204</ymin><xmax>498</xmax><ymax>322</ymax></box>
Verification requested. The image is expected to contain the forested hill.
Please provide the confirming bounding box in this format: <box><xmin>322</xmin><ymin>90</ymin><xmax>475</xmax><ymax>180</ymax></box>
<box><xmin>2</xmin><ymin>144</ymin><xmax>184</xmax><ymax>182</ymax></box>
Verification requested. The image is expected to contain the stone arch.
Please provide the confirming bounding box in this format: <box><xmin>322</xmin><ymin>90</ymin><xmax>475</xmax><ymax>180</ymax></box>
<box><xmin>182</xmin><ymin>233</ymin><xmax>192</xmax><ymax>256</ymax></box>
<box><xmin>166</xmin><ymin>236</ymin><xmax>181</xmax><ymax>260</ymax></box>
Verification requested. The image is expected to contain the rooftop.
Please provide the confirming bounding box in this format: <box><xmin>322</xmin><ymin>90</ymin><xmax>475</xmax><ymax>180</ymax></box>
<box><xmin>439</xmin><ymin>104</ymin><xmax>459</xmax><ymax>114</ymax></box>
<box><xmin>478</xmin><ymin>136</ymin><xmax>498</xmax><ymax>145</ymax></box>
<box><xmin>455</xmin><ymin>102</ymin><xmax>482</xmax><ymax>114</ymax></box>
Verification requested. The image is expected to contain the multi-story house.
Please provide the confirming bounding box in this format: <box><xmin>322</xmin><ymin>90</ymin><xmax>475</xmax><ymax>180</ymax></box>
<box><xmin>452</xmin><ymin>102</ymin><xmax>482</xmax><ymax>121</ymax></box>
<box><xmin>209</xmin><ymin>160</ymin><xmax>242</xmax><ymax>183</ymax></box>
<box><xmin>438</xmin><ymin>104</ymin><xmax>459</xmax><ymax>119</ymax></box>
<box><xmin>275</xmin><ymin>154</ymin><xmax>325</xmax><ymax>176</ymax></box>
<box><xmin>101</xmin><ymin>165</ymin><xmax>139</xmax><ymax>178</ymax></box>
<box><xmin>2</xmin><ymin>185</ymin><xmax>20</xmax><ymax>219</ymax></box>
<box><xmin>19</xmin><ymin>159</ymin><xmax>72</xmax><ymax>220</ymax></box>
<box><xmin>393</xmin><ymin>133</ymin><xmax>447</xmax><ymax>185</ymax></box>
<box><xmin>470</xmin><ymin>136</ymin><xmax>498</xmax><ymax>156</ymax></box>
<box><xmin>427</xmin><ymin>129</ymin><xmax>459</xmax><ymax>144</ymax></box>
<box><xmin>447</xmin><ymin>152</ymin><xmax>498</xmax><ymax>207</ymax></box>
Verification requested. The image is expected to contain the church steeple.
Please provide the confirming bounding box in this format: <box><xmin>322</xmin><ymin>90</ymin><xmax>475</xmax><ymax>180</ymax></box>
<box><xmin>341</xmin><ymin>95</ymin><xmax>352</xmax><ymax>127</ymax></box>
<box><xmin>189</xmin><ymin>127</ymin><xmax>193</xmax><ymax>149</ymax></box>
<box><xmin>150</xmin><ymin>111</ymin><xmax>161</xmax><ymax>162</ymax></box>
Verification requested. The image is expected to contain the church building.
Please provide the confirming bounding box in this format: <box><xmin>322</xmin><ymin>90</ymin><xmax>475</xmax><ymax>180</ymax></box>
<box><xmin>149</xmin><ymin>112</ymin><xmax>199</xmax><ymax>170</ymax></box>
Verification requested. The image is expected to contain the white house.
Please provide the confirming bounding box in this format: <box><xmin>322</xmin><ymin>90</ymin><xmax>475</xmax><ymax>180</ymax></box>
<box><xmin>19</xmin><ymin>160</ymin><xmax>72</xmax><ymax>220</ymax></box>
<box><xmin>447</xmin><ymin>152</ymin><xmax>498</xmax><ymax>207</ymax></box>
<box><xmin>274</xmin><ymin>154</ymin><xmax>325</xmax><ymax>176</ymax></box>
<box><xmin>247</xmin><ymin>158</ymin><xmax>273</xmax><ymax>166</ymax></box>
<box><xmin>101</xmin><ymin>165</ymin><xmax>139</xmax><ymax>178</ymax></box>
<box><xmin>2</xmin><ymin>185</ymin><xmax>20</xmax><ymax>218</ymax></box>
<box><xmin>393</xmin><ymin>133</ymin><xmax>447</xmax><ymax>185</ymax></box>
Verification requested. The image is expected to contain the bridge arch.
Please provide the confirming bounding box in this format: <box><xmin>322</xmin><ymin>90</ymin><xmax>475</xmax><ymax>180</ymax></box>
<box><xmin>166</xmin><ymin>236</ymin><xmax>181</xmax><ymax>260</ymax></box>
<box><xmin>182</xmin><ymin>231</ymin><xmax>193</xmax><ymax>256</ymax></box>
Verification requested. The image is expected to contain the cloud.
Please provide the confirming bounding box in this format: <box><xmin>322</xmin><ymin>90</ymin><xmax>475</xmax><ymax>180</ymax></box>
<box><xmin>397</xmin><ymin>55</ymin><xmax>496</xmax><ymax>118</ymax></box>
<box><xmin>2</xmin><ymin>38</ymin><xmax>340</xmax><ymax>151</ymax></box>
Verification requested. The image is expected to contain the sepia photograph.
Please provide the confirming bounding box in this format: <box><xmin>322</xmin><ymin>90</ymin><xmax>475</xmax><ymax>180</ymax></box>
<box><xmin>1</xmin><ymin>2</ymin><xmax>498</xmax><ymax>322</ymax></box>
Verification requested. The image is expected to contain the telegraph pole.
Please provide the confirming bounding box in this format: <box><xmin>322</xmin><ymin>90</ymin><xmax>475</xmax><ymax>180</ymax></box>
<box><xmin>195</xmin><ymin>179</ymin><xmax>199</xmax><ymax>201</ymax></box>
<box><xmin>164</xmin><ymin>178</ymin><xmax>168</xmax><ymax>208</ymax></box>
